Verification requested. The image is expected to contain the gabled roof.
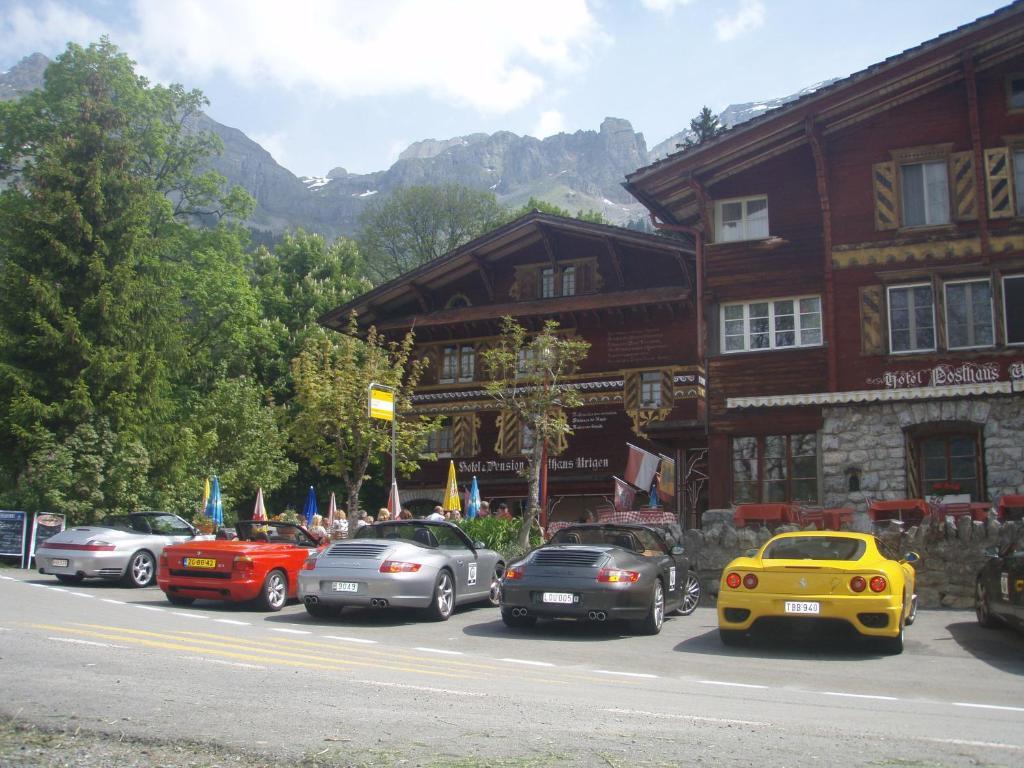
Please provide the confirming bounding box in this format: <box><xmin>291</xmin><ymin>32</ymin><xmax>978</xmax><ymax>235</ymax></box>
<box><xmin>624</xmin><ymin>1</ymin><xmax>1024</xmax><ymax>226</ymax></box>
<box><xmin>320</xmin><ymin>211</ymin><xmax>693</xmax><ymax>332</ymax></box>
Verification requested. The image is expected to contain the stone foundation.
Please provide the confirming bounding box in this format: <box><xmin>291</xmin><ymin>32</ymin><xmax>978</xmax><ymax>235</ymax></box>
<box><xmin>687</xmin><ymin>514</ymin><xmax>1021</xmax><ymax>610</ymax></box>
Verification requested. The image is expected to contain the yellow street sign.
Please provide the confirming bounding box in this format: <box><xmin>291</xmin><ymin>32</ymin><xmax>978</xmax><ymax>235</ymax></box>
<box><xmin>369</xmin><ymin>387</ymin><xmax>395</xmax><ymax>421</ymax></box>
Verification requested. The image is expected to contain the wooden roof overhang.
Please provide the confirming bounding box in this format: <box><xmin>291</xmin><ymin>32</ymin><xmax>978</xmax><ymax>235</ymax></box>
<box><xmin>319</xmin><ymin>211</ymin><xmax>694</xmax><ymax>335</ymax></box>
<box><xmin>623</xmin><ymin>2</ymin><xmax>1024</xmax><ymax>227</ymax></box>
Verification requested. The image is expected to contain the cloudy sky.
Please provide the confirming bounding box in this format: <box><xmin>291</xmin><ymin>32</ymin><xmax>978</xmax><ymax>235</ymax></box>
<box><xmin>0</xmin><ymin>0</ymin><xmax>1010</xmax><ymax>178</ymax></box>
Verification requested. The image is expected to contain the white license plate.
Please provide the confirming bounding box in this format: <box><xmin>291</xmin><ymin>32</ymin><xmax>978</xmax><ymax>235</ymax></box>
<box><xmin>51</xmin><ymin>558</ymin><xmax>69</xmax><ymax>568</ymax></box>
<box><xmin>785</xmin><ymin>601</ymin><xmax>820</xmax><ymax>614</ymax></box>
<box><xmin>542</xmin><ymin>592</ymin><xmax>575</xmax><ymax>604</ymax></box>
<box><xmin>332</xmin><ymin>581</ymin><xmax>358</xmax><ymax>593</ymax></box>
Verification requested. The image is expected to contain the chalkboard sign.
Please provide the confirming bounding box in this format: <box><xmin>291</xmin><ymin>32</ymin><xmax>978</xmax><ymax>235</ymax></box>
<box><xmin>29</xmin><ymin>513</ymin><xmax>66</xmax><ymax>567</ymax></box>
<box><xmin>0</xmin><ymin>510</ymin><xmax>28</xmax><ymax>560</ymax></box>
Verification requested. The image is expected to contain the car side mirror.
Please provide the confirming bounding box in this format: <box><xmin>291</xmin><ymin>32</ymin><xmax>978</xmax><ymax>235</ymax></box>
<box><xmin>474</xmin><ymin>541</ymin><xmax>486</xmax><ymax>550</ymax></box>
<box><xmin>671</xmin><ymin>545</ymin><xmax>685</xmax><ymax>556</ymax></box>
<box><xmin>903</xmin><ymin>551</ymin><xmax>920</xmax><ymax>564</ymax></box>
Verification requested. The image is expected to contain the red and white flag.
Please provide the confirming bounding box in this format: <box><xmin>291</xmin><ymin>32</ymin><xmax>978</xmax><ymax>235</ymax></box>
<box><xmin>252</xmin><ymin>487</ymin><xmax>268</xmax><ymax>521</ymax></box>
<box><xmin>613</xmin><ymin>476</ymin><xmax>636</xmax><ymax>512</ymax></box>
<box><xmin>326</xmin><ymin>492</ymin><xmax>338</xmax><ymax>527</ymax></box>
<box><xmin>625</xmin><ymin>443</ymin><xmax>659</xmax><ymax>491</ymax></box>
<box><xmin>386</xmin><ymin>480</ymin><xmax>402</xmax><ymax>518</ymax></box>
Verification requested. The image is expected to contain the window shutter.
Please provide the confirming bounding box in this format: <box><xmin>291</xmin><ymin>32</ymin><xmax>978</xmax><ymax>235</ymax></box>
<box><xmin>859</xmin><ymin>286</ymin><xmax>885</xmax><ymax>355</ymax></box>
<box><xmin>452</xmin><ymin>414</ymin><xmax>479</xmax><ymax>457</ymax></box>
<box><xmin>622</xmin><ymin>371</ymin><xmax>641</xmax><ymax>411</ymax></box>
<box><xmin>948</xmin><ymin>151</ymin><xmax>978</xmax><ymax>221</ymax></box>
<box><xmin>518</xmin><ymin>267</ymin><xmax>538</xmax><ymax>301</ymax></box>
<box><xmin>984</xmin><ymin>147</ymin><xmax>1014</xmax><ymax>219</ymax></box>
<box><xmin>494</xmin><ymin>410</ymin><xmax>520</xmax><ymax>457</ymax></box>
<box><xmin>660</xmin><ymin>369</ymin><xmax>674</xmax><ymax>408</ymax></box>
<box><xmin>577</xmin><ymin>263</ymin><xmax>591</xmax><ymax>294</ymax></box>
<box><xmin>872</xmin><ymin>161</ymin><xmax>899</xmax><ymax>230</ymax></box>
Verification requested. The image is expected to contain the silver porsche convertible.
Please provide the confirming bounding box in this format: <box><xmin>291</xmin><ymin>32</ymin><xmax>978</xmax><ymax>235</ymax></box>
<box><xmin>297</xmin><ymin>520</ymin><xmax>504</xmax><ymax>621</ymax></box>
<box><xmin>35</xmin><ymin>512</ymin><xmax>205</xmax><ymax>588</ymax></box>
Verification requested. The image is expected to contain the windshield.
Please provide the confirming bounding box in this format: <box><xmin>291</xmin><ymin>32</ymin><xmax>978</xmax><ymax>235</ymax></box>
<box><xmin>762</xmin><ymin>536</ymin><xmax>866</xmax><ymax>561</ymax></box>
<box><xmin>356</xmin><ymin>522</ymin><xmax>472</xmax><ymax>550</ymax></box>
<box><xmin>549</xmin><ymin>526</ymin><xmax>666</xmax><ymax>554</ymax></box>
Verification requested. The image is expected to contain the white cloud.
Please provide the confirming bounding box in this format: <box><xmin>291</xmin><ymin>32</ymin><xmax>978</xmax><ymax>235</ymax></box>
<box><xmin>715</xmin><ymin>0</ymin><xmax>765</xmax><ymax>42</ymax></box>
<box><xmin>125</xmin><ymin>0</ymin><xmax>604</xmax><ymax>115</ymax></box>
<box><xmin>0</xmin><ymin>1</ymin><xmax>107</xmax><ymax>61</ymax></box>
<box><xmin>639</xmin><ymin>0</ymin><xmax>695</xmax><ymax>14</ymax></box>
<box><xmin>532</xmin><ymin>110</ymin><xmax>566</xmax><ymax>139</ymax></box>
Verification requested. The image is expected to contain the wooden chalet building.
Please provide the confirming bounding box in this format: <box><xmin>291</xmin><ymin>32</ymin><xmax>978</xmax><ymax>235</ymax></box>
<box><xmin>321</xmin><ymin>213</ymin><xmax>704</xmax><ymax>521</ymax></box>
<box><xmin>623</xmin><ymin>2</ymin><xmax>1024</xmax><ymax>513</ymax></box>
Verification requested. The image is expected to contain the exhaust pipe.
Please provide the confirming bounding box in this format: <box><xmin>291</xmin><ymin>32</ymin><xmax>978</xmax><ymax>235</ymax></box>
<box><xmin>305</xmin><ymin>596</ymin><xmax>319</xmax><ymax>606</ymax></box>
<box><xmin>511</xmin><ymin>607</ymin><xmax>528</xmax><ymax>618</ymax></box>
<box><xmin>369</xmin><ymin>598</ymin><xmax>389</xmax><ymax>608</ymax></box>
<box><xmin>587</xmin><ymin>611</ymin><xmax>607</xmax><ymax>622</ymax></box>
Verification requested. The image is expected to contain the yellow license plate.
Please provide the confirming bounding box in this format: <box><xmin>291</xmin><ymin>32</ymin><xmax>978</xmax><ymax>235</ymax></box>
<box><xmin>184</xmin><ymin>557</ymin><xmax>217</xmax><ymax>569</ymax></box>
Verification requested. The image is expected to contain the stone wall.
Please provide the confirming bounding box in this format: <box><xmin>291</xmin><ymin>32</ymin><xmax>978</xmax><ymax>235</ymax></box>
<box><xmin>688</xmin><ymin>511</ymin><xmax>1022</xmax><ymax>609</ymax></box>
<box><xmin>819</xmin><ymin>396</ymin><xmax>1024</xmax><ymax>510</ymax></box>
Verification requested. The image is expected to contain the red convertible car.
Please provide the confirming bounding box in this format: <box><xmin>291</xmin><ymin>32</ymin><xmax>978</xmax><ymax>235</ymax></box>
<box><xmin>158</xmin><ymin>521</ymin><xmax>327</xmax><ymax>611</ymax></box>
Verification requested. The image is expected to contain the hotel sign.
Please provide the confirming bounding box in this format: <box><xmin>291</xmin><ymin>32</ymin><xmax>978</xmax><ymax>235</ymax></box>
<box><xmin>867</xmin><ymin>361</ymin><xmax>1022</xmax><ymax>390</ymax></box>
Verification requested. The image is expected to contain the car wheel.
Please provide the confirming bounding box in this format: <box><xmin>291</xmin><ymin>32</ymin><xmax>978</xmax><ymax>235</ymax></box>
<box><xmin>975</xmin><ymin>581</ymin><xmax>1001</xmax><ymax>629</ymax></box>
<box><xmin>501</xmin><ymin>608</ymin><xmax>537</xmax><ymax>628</ymax></box>
<box><xmin>719</xmin><ymin>629</ymin><xmax>748</xmax><ymax>647</ymax></box>
<box><xmin>304</xmin><ymin>602</ymin><xmax>340</xmax><ymax>619</ymax></box>
<box><xmin>486</xmin><ymin>564</ymin><xmax>504</xmax><ymax>607</ymax></box>
<box><xmin>633</xmin><ymin>579</ymin><xmax>665</xmax><ymax>635</ymax></box>
<box><xmin>875</xmin><ymin>623</ymin><xmax>905</xmax><ymax>655</ymax></box>
<box><xmin>256</xmin><ymin>570</ymin><xmax>288</xmax><ymax>612</ymax></box>
<box><xmin>55</xmin><ymin>574</ymin><xmax>84</xmax><ymax>585</ymax></box>
<box><xmin>425</xmin><ymin>570</ymin><xmax>455</xmax><ymax>621</ymax></box>
<box><xmin>671</xmin><ymin>571</ymin><xmax>701</xmax><ymax>616</ymax></box>
<box><xmin>121</xmin><ymin>550</ymin><xmax>156</xmax><ymax>588</ymax></box>
<box><xmin>166</xmin><ymin>594</ymin><xmax>194</xmax><ymax>606</ymax></box>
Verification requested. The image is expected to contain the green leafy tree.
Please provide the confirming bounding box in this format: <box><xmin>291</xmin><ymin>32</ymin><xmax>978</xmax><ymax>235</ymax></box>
<box><xmin>0</xmin><ymin>38</ymin><xmax>264</xmax><ymax>517</ymax></box>
<box><xmin>289</xmin><ymin>320</ymin><xmax>439</xmax><ymax>525</ymax></box>
<box><xmin>481</xmin><ymin>318</ymin><xmax>590</xmax><ymax>548</ymax></box>
<box><xmin>502</xmin><ymin>196</ymin><xmax>607</xmax><ymax>224</ymax></box>
<box><xmin>681</xmin><ymin>106</ymin><xmax>727</xmax><ymax>149</ymax></box>
<box><xmin>357</xmin><ymin>184</ymin><xmax>505</xmax><ymax>284</ymax></box>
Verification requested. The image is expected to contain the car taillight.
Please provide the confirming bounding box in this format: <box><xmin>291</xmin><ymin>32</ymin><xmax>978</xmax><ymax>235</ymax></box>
<box><xmin>869</xmin><ymin>575</ymin><xmax>887</xmax><ymax>593</ymax></box>
<box><xmin>742</xmin><ymin>573</ymin><xmax>758</xmax><ymax>589</ymax></box>
<box><xmin>597</xmin><ymin>568</ymin><xmax>640</xmax><ymax>583</ymax></box>
<box><xmin>725</xmin><ymin>572</ymin><xmax>741</xmax><ymax>589</ymax></box>
<box><xmin>301</xmin><ymin>554</ymin><xmax>318</xmax><ymax>571</ymax></box>
<box><xmin>232</xmin><ymin>555</ymin><xmax>254</xmax><ymax>573</ymax></box>
<box><xmin>504</xmin><ymin>566</ymin><xmax>525</xmax><ymax>580</ymax></box>
<box><xmin>850</xmin><ymin>576</ymin><xmax>866</xmax><ymax>592</ymax></box>
<box><xmin>380</xmin><ymin>560</ymin><xmax>421</xmax><ymax>573</ymax></box>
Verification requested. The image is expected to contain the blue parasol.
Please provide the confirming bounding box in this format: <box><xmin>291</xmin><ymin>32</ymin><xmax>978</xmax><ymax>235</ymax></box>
<box><xmin>205</xmin><ymin>475</ymin><xmax>223</xmax><ymax>527</ymax></box>
<box><xmin>302</xmin><ymin>486</ymin><xmax>318</xmax><ymax>525</ymax></box>
<box><xmin>467</xmin><ymin>476</ymin><xmax>481</xmax><ymax>519</ymax></box>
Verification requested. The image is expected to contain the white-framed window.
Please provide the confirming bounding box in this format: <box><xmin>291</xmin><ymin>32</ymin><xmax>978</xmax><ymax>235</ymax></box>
<box><xmin>887</xmin><ymin>283</ymin><xmax>935</xmax><ymax>353</ymax></box>
<box><xmin>1007</xmin><ymin>74</ymin><xmax>1024</xmax><ymax>111</ymax></box>
<box><xmin>426</xmin><ymin>417</ymin><xmax>453</xmax><ymax>457</ymax></box>
<box><xmin>732</xmin><ymin>434</ymin><xmax>819</xmax><ymax>504</ymax></box>
<box><xmin>900</xmin><ymin>161</ymin><xmax>950</xmax><ymax>227</ymax></box>
<box><xmin>440</xmin><ymin>346</ymin><xmax>458</xmax><ymax>383</ymax></box>
<box><xmin>640</xmin><ymin>371</ymin><xmax>662</xmax><ymax>408</ymax></box>
<box><xmin>541</xmin><ymin>268</ymin><xmax>555</xmax><ymax>299</ymax></box>
<box><xmin>1005</xmin><ymin>274</ymin><xmax>1024</xmax><ymax>345</ymax></box>
<box><xmin>944</xmin><ymin>279</ymin><xmax>994</xmax><ymax>350</ymax></box>
<box><xmin>721</xmin><ymin>296</ymin><xmax>822</xmax><ymax>353</ymax></box>
<box><xmin>458</xmin><ymin>345</ymin><xmax>475</xmax><ymax>382</ymax></box>
<box><xmin>715</xmin><ymin>195</ymin><xmax>769</xmax><ymax>242</ymax></box>
<box><xmin>562</xmin><ymin>266</ymin><xmax>576</xmax><ymax>297</ymax></box>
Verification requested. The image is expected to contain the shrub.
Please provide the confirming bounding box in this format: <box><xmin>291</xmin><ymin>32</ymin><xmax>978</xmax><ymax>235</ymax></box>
<box><xmin>458</xmin><ymin>517</ymin><xmax>541</xmax><ymax>562</ymax></box>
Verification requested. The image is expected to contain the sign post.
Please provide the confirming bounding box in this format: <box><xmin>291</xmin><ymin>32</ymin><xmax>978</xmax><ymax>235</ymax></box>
<box><xmin>368</xmin><ymin>383</ymin><xmax>397</xmax><ymax>509</ymax></box>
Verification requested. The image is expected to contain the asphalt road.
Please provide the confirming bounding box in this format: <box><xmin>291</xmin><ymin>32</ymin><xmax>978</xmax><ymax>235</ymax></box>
<box><xmin>1</xmin><ymin>569</ymin><xmax>1023</xmax><ymax>767</ymax></box>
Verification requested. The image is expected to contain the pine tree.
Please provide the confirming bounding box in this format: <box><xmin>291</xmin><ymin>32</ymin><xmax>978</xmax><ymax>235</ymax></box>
<box><xmin>681</xmin><ymin>106</ymin><xmax>727</xmax><ymax>149</ymax></box>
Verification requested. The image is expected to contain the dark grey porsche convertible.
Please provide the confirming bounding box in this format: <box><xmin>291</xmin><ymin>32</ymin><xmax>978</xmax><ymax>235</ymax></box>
<box><xmin>499</xmin><ymin>523</ymin><xmax>701</xmax><ymax>635</ymax></box>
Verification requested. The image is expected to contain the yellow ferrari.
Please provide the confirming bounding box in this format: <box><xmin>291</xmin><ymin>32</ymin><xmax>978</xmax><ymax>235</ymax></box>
<box><xmin>718</xmin><ymin>531</ymin><xmax>919</xmax><ymax>654</ymax></box>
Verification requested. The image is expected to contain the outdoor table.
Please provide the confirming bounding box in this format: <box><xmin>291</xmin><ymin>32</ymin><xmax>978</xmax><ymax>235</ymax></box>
<box><xmin>733</xmin><ymin>503</ymin><xmax>798</xmax><ymax>528</ymax></box>
<box><xmin>867</xmin><ymin>499</ymin><xmax>929</xmax><ymax>526</ymax></box>
<box><xmin>997</xmin><ymin>494</ymin><xmax>1024</xmax><ymax>522</ymax></box>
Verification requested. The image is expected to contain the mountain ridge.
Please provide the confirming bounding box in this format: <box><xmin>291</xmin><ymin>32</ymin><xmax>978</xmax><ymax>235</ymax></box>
<box><xmin>1</xmin><ymin>52</ymin><xmax>830</xmax><ymax>242</ymax></box>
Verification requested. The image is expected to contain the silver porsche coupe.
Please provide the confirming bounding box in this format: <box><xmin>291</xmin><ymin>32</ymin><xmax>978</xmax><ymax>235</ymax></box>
<box><xmin>297</xmin><ymin>520</ymin><xmax>504</xmax><ymax>620</ymax></box>
<box><xmin>35</xmin><ymin>512</ymin><xmax>205</xmax><ymax>588</ymax></box>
